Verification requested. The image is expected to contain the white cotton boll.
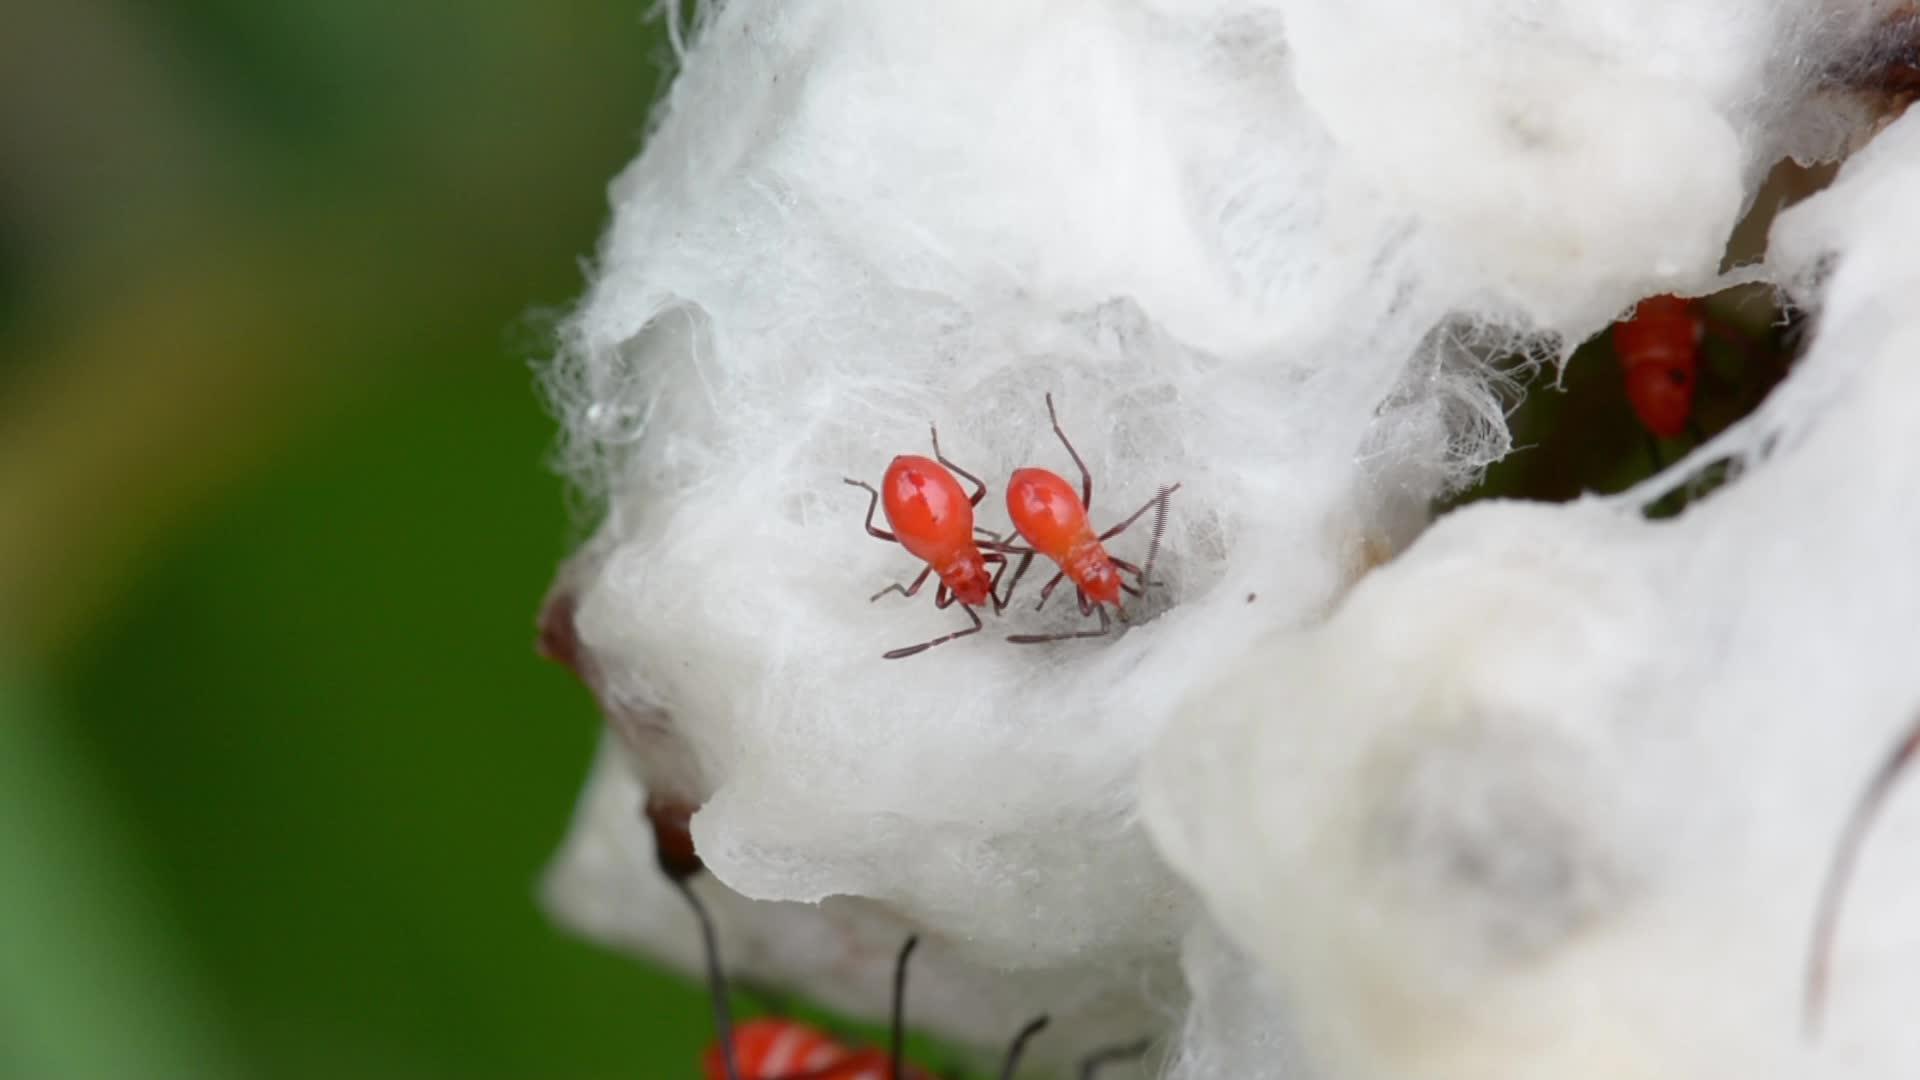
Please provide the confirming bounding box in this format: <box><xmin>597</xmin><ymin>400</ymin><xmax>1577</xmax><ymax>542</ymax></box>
<box><xmin>1276</xmin><ymin>0</ymin><xmax>1790</xmax><ymax>332</ymax></box>
<box><xmin>1143</xmin><ymin>109</ymin><xmax>1920</xmax><ymax>1080</ymax></box>
<box><xmin>544</xmin><ymin>0</ymin><xmax>1486</xmax><ymax>1028</ymax></box>
<box><xmin>539</xmin><ymin>0</ymin><xmax>1913</xmax><ymax>1070</ymax></box>
<box><xmin>543</xmin><ymin>739</ymin><xmax>1175</xmax><ymax>1064</ymax></box>
<box><xmin>1162</xmin><ymin>924</ymin><xmax>1310</xmax><ymax>1080</ymax></box>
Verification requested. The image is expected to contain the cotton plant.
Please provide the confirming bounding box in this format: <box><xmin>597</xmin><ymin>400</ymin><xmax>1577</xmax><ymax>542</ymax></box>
<box><xmin>536</xmin><ymin>0</ymin><xmax>1920</xmax><ymax>1075</ymax></box>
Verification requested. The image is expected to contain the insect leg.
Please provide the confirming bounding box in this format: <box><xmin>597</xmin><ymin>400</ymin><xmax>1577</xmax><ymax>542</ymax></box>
<box><xmin>1077</xmin><ymin>1037</ymin><xmax>1152</xmax><ymax>1080</ymax></box>
<box><xmin>998</xmin><ymin>1016</ymin><xmax>1051</xmax><ymax>1080</ymax></box>
<box><xmin>871</xmin><ymin>565</ymin><xmax>935</xmax><ymax>604</ymax></box>
<box><xmin>930</xmin><ymin>423</ymin><xmax>991</xmax><ymax>508</ymax></box>
<box><xmin>1044</xmin><ymin>392</ymin><xmax>1094</xmax><ymax>510</ymax></box>
<box><xmin>981</xmin><ymin>552</ymin><xmax>1009</xmax><ymax>614</ymax></box>
<box><xmin>665</xmin><ymin>874</ymin><xmax>739</xmax><ymax>1080</ymax></box>
<box><xmin>1034</xmin><ymin>570</ymin><xmax>1066</xmax><ymax>611</ymax></box>
<box><xmin>890</xmin><ymin>935</ymin><xmax>919</xmax><ymax>1080</ymax></box>
<box><xmin>1111</xmin><ymin>558</ymin><xmax>1153</xmax><ymax>598</ymax></box>
<box><xmin>1008</xmin><ymin>603</ymin><xmax>1113</xmax><ymax>645</ymax></box>
<box><xmin>844</xmin><ymin>478</ymin><xmax>899</xmax><ymax>542</ymax></box>
<box><xmin>883</xmin><ymin>603</ymin><xmax>985</xmax><ymax>660</ymax></box>
<box><xmin>994</xmin><ymin>551</ymin><xmax>1036</xmax><ymax>612</ymax></box>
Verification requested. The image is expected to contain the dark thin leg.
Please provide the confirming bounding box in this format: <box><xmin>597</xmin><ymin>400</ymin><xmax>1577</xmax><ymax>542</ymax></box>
<box><xmin>997</xmin><ymin>552</ymin><xmax>1035</xmax><ymax>610</ymax></box>
<box><xmin>1034</xmin><ymin>570</ymin><xmax>1066</xmax><ymax>612</ymax></box>
<box><xmin>974</xmin><ymin>525</ymin><xmax>1006</xmax><ymax>543</ymax></box>
<box><xmin>883</xmin><ymin>603</ymin><xmax>984</xmax><ymax>660</ymax></box>
<box><xmin>982</xmin><ymin>552</ymin><xmax>1013</xmax><ymax>614</ymax></box>
<box><xmin>1098</xmin><ymin>483</ymin><xmax>1181</xmax><ymax>543</ymax></box>
<box><xmin>668</xmin><ymin>876</ymin><xmax>739</xmax><ymax>1080</ymax></box>
<box><xmin>1805</xmin><ymin>712</ymin><xmax>1920</xmax><ymax>1037</ymax></box>
<box><xmin>1044</xmin><ymin>392</ymin><xmax>1094</xmax><ymax>510</ymax></box>
<box><xmin>871</xmin><ymin>565</ymin><xmax>935</xmax><ymax>604</ymax></box>
<box><xmin>891</xmin><ymin>936</ymin><xmax>920</xmax><ymax>1080</ymax></box>
<box><xmin>1009</xmin><ymin>603</ymin><xmax>1113</xmax><ymax>645</ymax></box>
<box><xmin>930</xmin><ymin>424</ymin><xmax>989</xmax><ymax>508</ymax></box>
<box><xmin>1078</xmin><ymin>1038</ymin><xmax>1152</xmax><ymax>1080</ymax></box>
<box><xmin>999</xmin><ymin>1016</ymin><xmax>1051</xmax><ymax>1080</ymax></box>
<box><xmin>844</xmin><ymin>478</ymin><xmax>898</xmax><ymax>542</ymax></box>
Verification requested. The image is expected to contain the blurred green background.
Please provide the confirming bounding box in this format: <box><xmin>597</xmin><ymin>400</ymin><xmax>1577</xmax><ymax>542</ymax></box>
<box><xmin>0</xmin><ymin>2</ymin><xmax>715</xmax><ymax>1075</ymax></box>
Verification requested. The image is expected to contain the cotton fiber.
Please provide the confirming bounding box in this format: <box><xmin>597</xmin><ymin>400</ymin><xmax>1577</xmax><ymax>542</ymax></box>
<box><xmin>543</xmin><ymin>739</ymin><xmax>1169</xmax><ymax>1064</ymax></box>
<box><xmin>536</xmin><ymin>0</ymin><xmax>1920</xmax><ymax>1071</ymax></box>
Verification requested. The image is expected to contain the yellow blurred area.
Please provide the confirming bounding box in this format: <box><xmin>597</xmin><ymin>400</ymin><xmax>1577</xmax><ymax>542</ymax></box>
<box><xmin>2</xmin><ymin>0</ymin><xmax>679</xmax><ymax>657</ymax></box>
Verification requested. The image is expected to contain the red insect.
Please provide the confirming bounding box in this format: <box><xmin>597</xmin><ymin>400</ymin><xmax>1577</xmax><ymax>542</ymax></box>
<box><xmin>1803</xmin><ymin>707</ymin><xmax>1920</xmax><ymax>1036</ymax></box>
<box><xmin>846</xmin><ymin>426</ymin><xmax>1016</xmax><ymax>659</ymax></box>
<box><xmin>992</xmin><ymin>394</ymin><xmax>1177</xmax><ymax>645</ymax></box>
<box><xmin>702</xmin><ymin>1017</ymin><xmax>934</xmax><ymax>1080</ymax></box>
<box><xmin>1614</xmin><ymin>294</ymin><xmax>1703</xmax><ymax>441</ymax></box>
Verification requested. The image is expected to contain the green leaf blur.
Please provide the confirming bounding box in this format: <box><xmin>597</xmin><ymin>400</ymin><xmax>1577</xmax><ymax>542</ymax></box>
<box><xmin>4</xmin><ymin>2</ymin><xmax>711</xmax><ymax>1075</ymax></box>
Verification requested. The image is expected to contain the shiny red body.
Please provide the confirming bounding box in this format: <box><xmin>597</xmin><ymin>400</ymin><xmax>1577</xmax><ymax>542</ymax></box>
<box><xmin>1005</xmin><ymin>467</ymin><xmax>1123</xmax><ymax>607</ymax></box>
<box><xmin>1614</xmin><ymin>294</ymin><xmax>1702</xmax><ymax>439</ymax></box>
<box><xmin>704</xmin><ymin>1018</ymin><xmax>932</xmax><ymax>1080</ymax></box>
<box><xmin>881</xmin><ymin>454</ymin><xmax>994</xmax><ymax>607</ymax></box>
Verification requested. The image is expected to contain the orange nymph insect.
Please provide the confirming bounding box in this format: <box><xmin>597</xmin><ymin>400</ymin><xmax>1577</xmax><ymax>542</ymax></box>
<box><xmin>1614</xmin><ymin>294</ymin><xmax>1704</xmax><ymax>441</ymax></box>
<box><xmin>991</xmin><ymin>393</ymin><xmax>1177</xmax><ymax>645</ymax></box>
<box><xmin>845</xmin><ymin>426</ymin><xmax>1016</xmax><ymax>659</ymax></box>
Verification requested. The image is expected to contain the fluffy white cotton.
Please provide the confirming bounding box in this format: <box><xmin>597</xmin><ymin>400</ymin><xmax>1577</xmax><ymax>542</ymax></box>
<box><xmin>1142</xmin><ymin>109</ymin><xmax>1920</xmax><ymax>1080</ymax></box>
<box><xmin>547</xmin><ymin>1</ymin><xmax>1471</xmax><ymax>1042</ymax></box>
<box><xmin>540</xmin><ymin>0</ymin><xmax>1918</xmax><ymax>1069</ymax></box>
<box><xmin>1161</xmin><ymin>924</ymin><xmax>1308</xmax><ymax>1080</ymax></box>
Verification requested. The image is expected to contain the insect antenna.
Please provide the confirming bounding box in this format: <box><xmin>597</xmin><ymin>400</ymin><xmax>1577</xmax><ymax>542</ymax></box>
<box><xmin>646</xmin><ymin>799</ymin><xmax>740</xmax><ymax>1080</ymax></box>
<box><xmin>997</xmin><ymin>1015</ymin><xmax>1050</xmax><ymax>1080</ymax></box>
<box><xmin>890</xmin><ymin>935</ymin><xmax>920</xmax><ymax>1080</ymax></box>
<box><xmin>671</xmin><ymin>876</ymin><xmax>742</xmax><ymax>1080</ymax></box>
<box><xmin>1138</xmin><ymin>484</ymin><xmax>1177</xmax><ymax>592</ymax></box>
<box><xmin>1076</xmin><ymin>1037</ymin><xmax>1152</xmax><ymax>1079</ymax></box>
<box><xmin>1804</xmin><ymin>708</ymin><xmax>1920</xmax><ymax>1036</ymax></box>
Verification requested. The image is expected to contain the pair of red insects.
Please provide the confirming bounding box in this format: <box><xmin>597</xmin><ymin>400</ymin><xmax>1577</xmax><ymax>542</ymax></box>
<box><xmin>845</xmin><ymin>394</ymin><xmax>1178</xmax><ymax>660</ymax></box>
